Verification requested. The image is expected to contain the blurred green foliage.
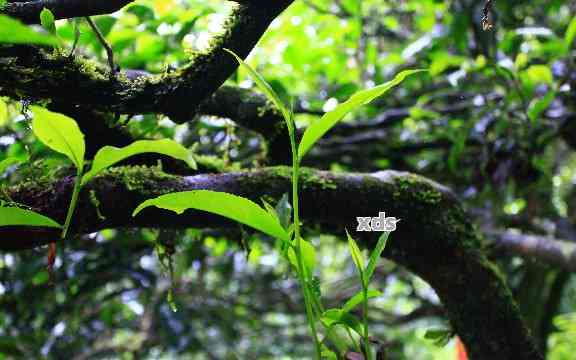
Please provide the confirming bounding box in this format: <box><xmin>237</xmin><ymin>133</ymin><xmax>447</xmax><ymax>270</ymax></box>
<box><xmin>1</xmin><ymin>0</ymin><xmax>576</xmax><ymax>358</ymax></box>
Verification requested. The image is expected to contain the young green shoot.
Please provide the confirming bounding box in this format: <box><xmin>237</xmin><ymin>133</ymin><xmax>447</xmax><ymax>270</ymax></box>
<box><xmin>224</xmin><ymin>48</ymin><xmax>322</xmax><ymax>359</ymax></box>
<box><xmin>132</xmin><ymin>50</ymin><xmax>421</xmax><ymax>358</ymax></box>
<box><xmin>30</xmin><ymin>106</ymin><xmax>195</xmax><ymax>281</ymax></box>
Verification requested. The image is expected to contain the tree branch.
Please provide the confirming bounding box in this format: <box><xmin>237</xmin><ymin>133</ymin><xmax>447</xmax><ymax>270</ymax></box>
<box><xmin>487</xmin><ymin>230</ymin><xmax>576</xmax><ymax>271</ymax></box>
<box><xmin>0</xmin><ymin>1</ymin><xmax>294</xmax><ymax>123</ymax></box>
<box><xmin>2</xmin><ymin>166</ymin><xmax>542</xmax><ymax>359</ymax></box>
<box><xmin>0</xmin><ymin>0</ymin><xmax>283</xmax><ymax>24</ymax></box>
<box><xmin>198</xmin><ymin>85</ymin><xmax>291</xmax><ymax>164</ymax></box>
<box><xmin>2</xmin><ymin>0</ymin><xmax>134</xmax><ymax>24</ymax></box>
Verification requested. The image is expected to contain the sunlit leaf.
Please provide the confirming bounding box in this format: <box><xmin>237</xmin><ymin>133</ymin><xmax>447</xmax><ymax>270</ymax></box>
<box><xmin>274</xmin><ymin>193</ymin><xmax>292</xmax><ymax>230</ymax></box>
<box><xmin>167</xmin><ymin>289</ymin><xmax>178</xmax><ymax>313</ymax></box>
<box><xmin>0</xmin><ymin>207</ymin><xmax>61</xmax><ymax>228</ymax></box>
<box><xmin>40</xmin><ymin>8</ymin><xmax>56</xmax><ymax>35</ymax></box>
<box><xmin>261</xmin><ymin>198</ymin><xmax>279</xmax><ymax>222</ymax></box>
<box><xmin>341</xmin><ymin>289</ymin><xmax>382</xmax><ymax>314</ymax></box>
<box><xmin>82</xmin><ymin>139</ymin><xmax>196</xmax><ymax>185</ymax></box>
<box><xmin>0</xmin><ymin>157</ymin><xmax>22</xmax><ymax>175</ymax></box>
<box><xmin>321</xmin><ymin>309</ymin><xmax>363</xmax><ymax>336</ymax></box>
<box><xmin>298</xmin><ymin>69</ymin><xmax>426</xmax><ymax>159</ymax></box>
<box><xmin>133</xmin><ymin>190</ymin><xmax>289</xmax><ymax>241</ymax></box>
<box><xmin>528</xmin><ymin>91</ymin><xmax>555</xmax><ymax>123</ymax></box>
<box><xmin>0</xmin><ymin>14</ymin><xmax>59</xmax><ymax>46</ymax></box>
<box><xmin>287</xmin><ymin>238</ymin><xmax>317</xmax><ymax>277</ymax></box>
<box><xmin>322</xmin><ymin>309</ymin><xmax>344</xmax><ymax>325</ymax></box>
<box><xmin>565</xmin><ymin>16</ymin><xmax>576</xmax><ymax>48</ymax></box>
<box><xmin>521</xmin><ymin>65</ymin><xmax>554</xmax><ymax>90</ymax></box>
<box><xmin>364</xmin><ymin>231</ymin><xmax>391</xmax><ymax>285</ymax></box>
<box><xmin>31</xmin><ymin>106</ymin><xmax>85</xmax><ymax>169</ymax></box>
<box><xmin>320</xmin><ymin>348</ymin><xmax>338</xmax><ymax>360</ymax></box>
<box><xmin>346</xmin><ymin>229</ymin><xmax>365</xmax><ymax>278</ymax></box>
<box><xmin>0</xmin><ymin>98</ymin><xmax>7</xmax><ymax>126</ymax></box>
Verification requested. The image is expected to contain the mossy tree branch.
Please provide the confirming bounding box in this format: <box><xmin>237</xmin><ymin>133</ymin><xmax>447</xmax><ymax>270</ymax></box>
<box><xmin>1</xmin><ymin>0</ymin><xmax>134</xmax><ymax>24</ymax></box>
<box><xmin>3</xmin><ymin>166</ymin><xmax>542</xmax><ymax>359</ymax></box>
<box><xmin>0</xmin><ymin>0</ymin><xmax>272</xmax><ymax>24</ymax></box>
<box><xmin>0</xmin><ymin>1</ymin><xmax>294</xmax><ymax>123</ymax></box>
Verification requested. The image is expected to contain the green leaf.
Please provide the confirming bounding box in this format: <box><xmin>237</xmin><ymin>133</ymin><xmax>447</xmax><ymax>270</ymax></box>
<box><xmin>424</xmin><ymin>328</ymin><xmax>453</xmax><ymax>347</ymax></box>
<box><xmin>0</xmin><ymin>98</ymin><xmax>7</xmax><ymax>126</ymax></box>
<box><xmin>0</xmin><ymin>14</ymin><xmax>59</xmax><ymax>46</ymax></box>
<box><xmin>321</xmin><ymin>309</ymin><xmax>343</xmax><ymax>328</ymax></box>
<box><xmin>346</xmin><ymin>229</ymin><xmax>365</xmax><ymax>279</ymax></box>
<box><xmin>261</xmin><ymin>198</ymin><xmax>279</xmax><ymax>222</ymax></box>
<box><xmin>167</xmin><ymin>289</ymin><xmax>178</xmax><ymax>313</ymax></box>
<box><xmin>0</xmin><ymin>207</ymin><xmax>61</xmax><ymax>228</ymax></box>
<box><xmin>0</xmin><ymin>157</ymin><xmax>22</xmax><ymax>175</ymax></box>
<box><xmin>40</xmin><ymin>8</ymin><xmax>56</xmax><ymax>35</ymax></box>
<box><xmin>31</xmin><ymin>106</ymin><xmax>85</xmax><ymax>169</ymax></box>
<box><xmin>320</xmin><ymin>349</ymin><xmax>338</xmax><ymax>360</ymax></box>
<box><xmin>341</xmin><ymin>289</ymin><xmax>383</xmax><ymax>314</ymax></box>
<box><xmin>321</xmin><ymin>309</ymin><xmax>364</xmax><ymax>336</ymax></box>
<box><xmin>527</xmin><ymin>91</ymin><xmax>555</xmax><ymax>123</ymax></box>
<box><xmin>298</xmin><ymin>69</ymin><xmax>426</xmax><ymax>159</ymax></box>
<box><xmin>274</xmin><ymin>193</ymin><xmax>292</xmax><ymax>230</ymax></box>
<box><xmin>521</xmin><ymin>65</ymin><xmax>553</xmax><ymax>94</ymax></box>
<box><xmin>424</xmin><ymin>328</ymin><xmax>451</xmax><ymax>340</ymax></box>
<box><xmin>364</xmin><ymin>231</ymin><xmax>391</xmax><ymax>285</ymax></box>
<box><xmin>565</xmin><ymin>16</ymin><xmax>576</xmax><ymax>48</ymax></box>
<box><xmin>287</xmin><ymin>238</ymin><xmax>317</xmax><ymax>277</ymax></box>
<box><xmin>82</xmin><ymin>139</ymin><xmax>196</xmax><ymax>185</ymax></box>
<box><xmin>224</xmin><ymin>48</ymin><xmax>293</xmax><ymax>135</ymax></box>
<box><xmin>32</xmin><ymin>270</ymin><xmax>49</xmax><ymax>285</ymax></box>
<box><xmin>133</xmin><ymin>190</ymin><xmax>289</xmax><ymax>241</ymax></box>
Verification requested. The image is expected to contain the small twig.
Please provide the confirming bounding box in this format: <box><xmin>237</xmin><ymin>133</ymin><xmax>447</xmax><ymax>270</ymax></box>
<box><xmin>69</xmin><ymin>18</ymin><xmax>81</xmax><ymax>57</ymax></box>
<box><xmin>302</xmin><ymin>0</ymin><xmax>349</xmax><ymax>18</ymax></box>
<box><xmin>85</xmin><ymin>16</ymin><xmax>117</xmax><ymax>77</ymax></box>
<box><xmin>481</xmin><ymin>0</ymin><xmax>494</xmax><ymax>31</ymax></box>
<box><xmin>47</xmin><ymin>242</ymin><xmax>56</xmax><ymax>285</ymax></box>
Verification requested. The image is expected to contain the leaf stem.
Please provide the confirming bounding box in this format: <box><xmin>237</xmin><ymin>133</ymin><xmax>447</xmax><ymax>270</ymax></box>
<box><xmin>61</xmin><ymin>168</ymin><xmax>83</xmax><ymax>240</ymax></box>
<box><xmin>290</xmin><ymin>114</ymin><xmax>322</xmax><ymax>359</ymax></box>
<box><xmin>362</xmin><ymin>283</ymin><xmax>372</xmax><ymax>360</ymax></box>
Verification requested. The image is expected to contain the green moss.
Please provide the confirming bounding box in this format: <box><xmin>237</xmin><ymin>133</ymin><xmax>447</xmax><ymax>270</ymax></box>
<box><xmin>10</xmin><ymin>161</ymin><xmax>66</xmax><ymax>191</ymax></box>
<box><xmin>194</xmin><ymin>155</ymin><xmax>229</xmax><ymax>172</ymax></box>
<box><xmin>299</xmin><ymin>168</ymin><xmax>338</xmax><ymax>190</ymax></box>
<box><xmin>98</xmin><ymin>166</ymin><xmax>182</xmax><ymax>195</ymax></box>
<box><xmin>394</xmin><ymin>174</ymin><xmax>443</xmax><ymax>205</ymax></box>
<box><xmin>89</xmin><ymin>189</ymin><xmax>106</xmax><ymax>220</ymax></box>
<box><xmin>70</xmin><ymin>56</ymin><xmax>109</xmax><ymax>82</ymax></box>
<box><xmin>265</xmin><ymin>166</ymin><xmax>292</xmax><ymax>180</ymax></box>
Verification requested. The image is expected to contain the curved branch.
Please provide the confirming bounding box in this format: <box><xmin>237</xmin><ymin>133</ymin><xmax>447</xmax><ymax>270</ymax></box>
<box><xmin>2</xmin><ymin>0</ymin><xmax>134</xmax><ymax>24</ymax></box>
<box><xmin>3</xmin><ymin>166</ymin><xmax>542</xmax><ymax>359</ymax></box>
<box><xmin>0</xmin><ymin>0</ymin><xmax>273</xmax><ymax>23</ymax></box>
<box><xmin>198</xmin><ymin>85</ymin><xmax>291</xmax><ymax>164</ymax></box>
<box><xmin>0</xmin><ymin>1</ymin><xmax>294</xmax><ymax>123</ymax></box>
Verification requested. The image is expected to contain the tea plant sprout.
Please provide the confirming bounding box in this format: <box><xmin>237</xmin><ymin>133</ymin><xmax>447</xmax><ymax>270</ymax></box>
<box><xmin>132</xmin><ymin>49</ymin><xmax>425</xmax><ymax>359</ymax></box>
